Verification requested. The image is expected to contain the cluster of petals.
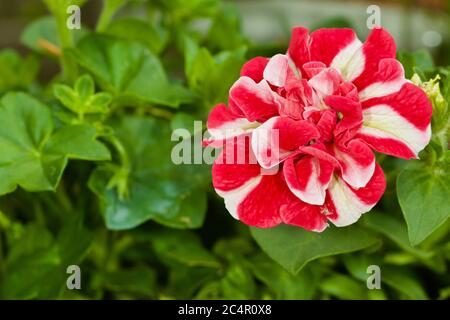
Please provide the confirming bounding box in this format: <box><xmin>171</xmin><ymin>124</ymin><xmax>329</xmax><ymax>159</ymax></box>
<box><xmin>205</xmin><ymin>27</ymin><xmax>432</xmax><ymax>231</ymax></box>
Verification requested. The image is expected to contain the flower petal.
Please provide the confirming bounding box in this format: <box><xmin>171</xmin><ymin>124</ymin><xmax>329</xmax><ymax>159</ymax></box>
<box><xmin>358</xmin><ymin>83</ymin><xmax>432</xmax><ymax>159</ymax></box>
<box><xmin>284</xmin><ymin>155</ymin><xmax>334</xmax><ymax>205</ymax></box>
<box><xmin>358</xmin><ymin>59</ymin><xmax>406</xmax><ymax>101</ymax></box>
<box><xmin>333</xmin><ymin>139</ymin><xmax>376</xmax><ymax>188</ymax></box>
<box><xmin>240</xmin><ymin>56</ymin><xmax>269</xmax><ymax>82</ymax></box>
<box><xmin>205</xmin><ymin>103</ymin><xmax>259</xmax><ymax>147</ymax></box>
<box><xmin>324</xmin><ymin>95</ymin><xmax>362</xmax><ymax>139</ymax></box>
<box><xmin>287</xmin><ymin>27</ymin><xmax>310</xmax><ymax>75</ymax></box>
<box><xmin>310</xmin><ymin>28</ymin><xmax>359</xmax><ymax>65</ymax></box>
<box><xmin>212</xmin><ymin>137</ymin><xmax>327</xmax><ymax>229</ymax></box>
<box><xmin>308</xmin><ymin>68</ymin><xmax>343</xmax><ymax>98</ymax></box>
<box><xmin>263</xmin><ymin>54</ymin><xmax>299</xmax><ymax>87</ymax></box>
<box><xmin>251</xmin><ymin>116</ymin><xmax>320</xmax><ymax>168</ymax></box>
<box><xmin>229</xmin><ymin>77</ymin><xmax>280</xmax><ymax>122</ymax></box>
<box><xmin>325</xmin><ymin>163</ymin><xmax>386</xmax><ymax>227</ymax></box>
<box><xmin>352</xmin><ymin>28</ymin><xmax>397</xmax><ymax>89</ymax></box>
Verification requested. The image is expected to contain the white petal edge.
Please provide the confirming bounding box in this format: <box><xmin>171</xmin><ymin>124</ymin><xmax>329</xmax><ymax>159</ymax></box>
<box><xmin>215</xmin><ymin>176</ymin><xmax>262</xmax><ymax>220</ymax></box>
<box><xmin>361</xmin><ymin>104</ymin><xmax>432</xmax><ymax>156</ymax></box>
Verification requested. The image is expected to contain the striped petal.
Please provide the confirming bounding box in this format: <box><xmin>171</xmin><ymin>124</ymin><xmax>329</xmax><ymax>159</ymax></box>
<box><xmin>284</xmin><ymin>154</ymin><xmax>335</xmax><ymax>205</ymax></box>
<box><xmin>287</xmin><ymin>27</ymin><xmax>310</xmax><ymax>75</ymax></box>
<box><xmin>229</xmin><ymin>77</ymin><xmax>280</xmax><ymax>122</ymax></box>
<box><xmin>205</xmin><ymin>103</ymin><xmax>260</xmax><ymax>147</ymax></box>
<box><xmin>358</xmin><ymin>83</ymin><xmax>432</xmax><ymax>159</ymax></box>
<box><xmin>251</xmin><ymin>116</ymin><xmax>320</xmax><ymax>168</ymax></box>
<box><xmin>212</xmin><ymin>138</ymin><xmax>328</xmax><ymax>231</ymax></box>
<box><xmin>309</xmin><ymin>28</ymin><xmax>364</xmax><ymax>82</ymax></box>
<box><xmin>263</xmin><ymin>54</ymin><xmax>299</xmax><ymax>87</ymax></box>
<box><xmin>358</xmin><ymin>59</ymin><xmax>406</xmax><ymax>101</ymax></box>
<box><xmin>352</xmin><ymin>28</ymin><xmax>397</xmax><ymax>90</ymax></box>
<box><xmin>325</xmin><ymin>163</ymin><xmax>386</xmax><ymax>227</ymax></box>
<box><xmin>333</xmin><ymin>139</ymin><xmax>376</xmax><ymax>189</ymax></box>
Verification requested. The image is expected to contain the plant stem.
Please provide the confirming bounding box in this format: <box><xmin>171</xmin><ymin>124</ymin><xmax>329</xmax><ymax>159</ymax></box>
<box><xmin>55</xmin><ymin>12</ymin><xmax>77</xmax><ymax>83</ymax></box>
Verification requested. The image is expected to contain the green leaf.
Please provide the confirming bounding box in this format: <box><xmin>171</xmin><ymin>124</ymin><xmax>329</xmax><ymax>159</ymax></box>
<box><xmin>397</xmin><ymin>50</ymin><xmax>434</xmax><ymax>79</ymax></box>
<box><xmin>103</xmin><ymin>18</ymin><xmax>168</xmax><ymax>54</ymax></box>
<box><xmin>319</xmin><ymin>274</ymin><xmax>368</xmax><ymax>299</ymax></box>
<box><xmin>363</xmin><ymin>212</ymin><xmax>433</xmax><ymax>260</ymax></box>
<box><xmin>155</xmin><ymin>0</ymin><xmax>218</xmax><ymax>21</ymax></box>
<box><xmin>184</xmin><ymin>37</ymin><xmax>245</xmax><ymax>109</ymax></box>
<box><xmin>88</xmin><ymin>117</ymin><xmax>209</xmax><ymax>230</ymax></box>
<box><xmin>343</xmin><ymin>255</ymin><xmax>428</xmax><ymax>299</ymax></box>
<box><xmin>54</xmin><ymin>74</ymin><xmax>112</xmax><ymax>116</ymax></box>
<box><xmin>248</xmin><ymin>253</ymin><xmax>319</xmax><ymax>299</ymax></box>
<box><xmin>381</xmin><ymin>266</ymin><xmax>428</xmax><ymax>299</ymax></box>
<box><xmin>251</xmin><ymin>225</ymin><xmax>380</xmax><ymax>274</ymax></box>
<box><xmin>0</xmin><ymin>49</ymin><xmax>39</xmax><ymax>93</ymax></box>
<box><xmin>195</xmin><ymin>263</ymin><xmax>255</xmax><ymax>299</ymax></box>
<box><xmin>21</xmin><ymin>16</ymin><xmax>59</xmax><ymax>53</ymax></box>
<box><xmin>397</xmin><ymin>163</ymin><xmax>450</xmax><ymax>246</ymax></box>
<box><xmin>151</xmin><ymin>229</ymin><xmax>220</xmax><ymax>268</ymax></box>
<box><xmin>1</xmin><ymin>219</ymin><xmax>93</xmax><ymax>299</ymax></box>
<box><xmin>0</xmin><ymin>92</ymin><xmax>110</xmax><ymax>195</ymax></box>
<box><xmin>206</xmin><ymin>4</ymin><xmax>246</xmax><ymax>51</ymax></box>
<box><xmin>69</xmin><ymin>34</ymin><xmax>193</xmax><ymax>108</ymax></box>
<box><xmin>99</xmin><ymin>266</ymin><xmax>156</xmax><ymax>297</ymax></box>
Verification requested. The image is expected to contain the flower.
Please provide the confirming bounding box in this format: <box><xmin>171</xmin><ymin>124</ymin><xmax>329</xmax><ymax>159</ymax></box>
<box><xmin>205</xmin><ymin>27</ymin><xmax>432</xmax><ymax>231</ymax></box>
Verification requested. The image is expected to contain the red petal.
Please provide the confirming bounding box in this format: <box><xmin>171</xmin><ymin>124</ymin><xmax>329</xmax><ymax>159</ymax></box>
<box><xmin>358</xmin><ymin>83</ymin><xmax>432</xmax><ymax>158</ymax></box>
<box><xmin>251</xmin><ymin>116</ymin><xmax>320</xmax><ymax>168</ymax></box>
<box><xmin>333</xmin><ymin>139</ymin><xmax>375</xmax><ymax>188</ymax></box>
<box><xmin>325</xmin><ymin>163</ymin><xmax>386</xmax><ymax>226</ymax></box>
<box><xmin>240</xmin><ymin>56</ymin><xmax>269</xmax><ymax>82</ymax></box>
<box><xmin>287</xmin><ymin>27</ymin><xmax>311</xmax><ymax>75</ymax></box>
<box><xmin>352</xmin><ymin>28</ymin><xmax>397</xmax><ymax>89</ymax></box>
<box><xmin>284</xmin><ymin>155</ymin><xmax>334</xmax><ymax>205</ymax></box>
<box><xmin>229</xmin><ymin>77</ymin><xmax>280</xmax><ymax>122</ymax></box>
<box><xmin>309</xmin><ymin>28</ymin><xmax>359</xmax><ymax>67</ymax></box>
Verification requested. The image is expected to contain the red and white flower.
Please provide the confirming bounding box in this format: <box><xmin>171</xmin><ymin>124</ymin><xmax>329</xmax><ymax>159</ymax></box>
<box><xmin>206</xmin><ymin>27</ymin><xmax>432</xmax><ymax>231</ymax></box>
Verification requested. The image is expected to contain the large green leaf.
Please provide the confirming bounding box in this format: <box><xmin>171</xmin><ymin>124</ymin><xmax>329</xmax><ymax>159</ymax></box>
<box><xmin>397</xmin><ymin>163</ymin><xmax>450</xmax><ymax>246</ymax></box>
<box><xmin>69</xmin><ymin>34</ymin><xmax>193</xmax><ymax>108</ymax></box>
<box><xmin>251</xmin><ymin>225</ymin><xmax>380</xmax><ymax>274</ymax></box>
<box><xmin>1</xmin><ymin>220</ymin><xmax>93</xmax><ymax>299</ymax></box>
<box><xmin>103</xmin><ymin>18</ymin><xmax>167</xmax><ymax>54</ymax></box>
<box><xmin>89</xmin><ymin>117</ymin><xmax>209</xmax><ymax>230</ymax></box>
<box><xmin>0</xmin><ymin>92</ymin><xmax>110</xmax><ymax>195</ymax></box>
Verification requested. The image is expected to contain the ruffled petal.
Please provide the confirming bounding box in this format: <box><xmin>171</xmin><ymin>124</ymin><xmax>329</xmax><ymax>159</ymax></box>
<box><xmin>324</xmin><ymin>95</ymin><xmax>363</xmax><ymax>139</ymax></box>
<box><xmin>251</xmin><ymin>116</ymin><xmax>320</xmax><ymax>168</ymax></box>
<box><xmin>358</xmin><ymin>83</ymin><xmax>432</xmax><ymax>159</ymax></box>
<box><xmin>352</xmin><ymin>28</ymin><xmax>397</xmax><ymax>89</ymax></box>
<box><xmin>333</xmin><ymin>139</ymin><xmax>375</xmax><ymax>188</ymax></box>
<box><xmin>308</xmin><ymin>68</ymin><xmax>342</xmax><ymax>98</ymax></box>
<box><xmin>212</xmin><ymin>138</ymin><xmax>328</xmax><ymax>230</ymax></box>
<box><xmin>263</xmin><ymin>54</ymin><xmax>299</xmax><ymax>87</ymax></box>
<box><xmin>284</xmin><ymin>155</ymin><xmax>334</xmax><ymax>205</ymax></box>
<box><xmin>229</xmin><ymin>77</ymin><xmax>280</xmax><ymax>122</ymax></box>
<box><xmin>325</xmin><ymin>163</ymin><xmax>386</xmax><ymax>227</ymax></box>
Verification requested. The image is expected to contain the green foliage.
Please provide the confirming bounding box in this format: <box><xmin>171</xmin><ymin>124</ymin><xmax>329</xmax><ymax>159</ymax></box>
<box><xmin>0</xmin><ymin>0</ymin><xmax>448</xmax><ymax>301</ymax></box>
